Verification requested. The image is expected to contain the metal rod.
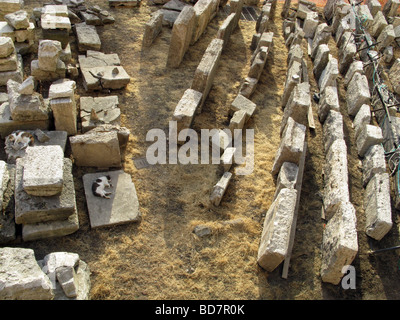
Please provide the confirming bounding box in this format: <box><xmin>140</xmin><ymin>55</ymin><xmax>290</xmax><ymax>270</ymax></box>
<box><xmin>369</xmin><ymin>245</ymin><xmax>400</xmax><ymax>254</ymax></box>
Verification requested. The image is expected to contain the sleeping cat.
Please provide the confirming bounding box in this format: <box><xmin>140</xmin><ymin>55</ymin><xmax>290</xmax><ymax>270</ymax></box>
<box><xmin>92</xmin><ymin>175</ymin><xmax>113</xmax><ymax>199</ymax></box>
<box><xmin>6</xmin><ymin>131</ymin><xmax>34</xmax><ymax>150</ymax></box>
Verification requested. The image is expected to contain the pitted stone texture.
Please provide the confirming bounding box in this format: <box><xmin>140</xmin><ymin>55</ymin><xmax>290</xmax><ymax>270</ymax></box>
<box><xmin>362</xmin><ymin>144</ymin><xmax>386</xmax><ymax>188</ymax></box>
<box><xmin>273</xmin><ymin>162</ymin><xmax>298</xmax><ymax>200</ymax></box>
<box><xmin>320</xmin><ymin>201</ymin><xmax>358</xmax><ymax>285</ymax></box>
<box><xmin>364</xmin><ymin>173</ymin><xmax>392</xmax><ymax>240</ymax></box>
<box><xmin>356</xmin><ymin>124</ymin><xmax>384</xmax><ymax>157</ymax></box>
<box><xmin>0</xmin><ymin>36</ymin><xmax>15</xmax><ymax>58</ymax></box>
<box><xmin>172</xmin><ymin>89</ymin><xmax>202</xmax><ymax>133</ymax></box>
<box><xmin>369</xmin><ymin>10</ymin><xmax>387</xmax><ymax>38</ymax></box>
<box><xmin>353</xmin><ymin>104</ymin><xmax>371</xmax><ymax>138</ymax></box>
<box><xmin>142</xmin><ymin>10</ymin><xmax>163</xmax><ymax>47</ymax></box>
<box><xmin>318</xmin><ymin>85</ymin><xmax>340</xmax><ymax>123</ymax></box>
<box><xmin>22</xmin><ymin>145</ymin><xmax>64</xmax><ymax>196</ymax></box>
<box><xmin>257</xmin><ymin>188</ymin><xmax>297</xmax><ymax>272</ymax></box>
<box><xmin>344</xmin><ymin>60</ymin><xmax>364</xmax><ymax>87</ymax></box>
<box><xmin>38</xmin><ymin>40</ymin><xmax>62</xmax><ymax>72</ymax></box>
<box><xmin>323</xmin><ymin>110</ymin><xmax>344</xmax><ymax>153</ymax></box>
<box><xmin>313</xmin><ymin>44</ymin><xmax>330</xmax><ymax>82</ymax></box>
<box><xmin>5</xmin><ymin>10</ymin><xmax>29</xmax><ymax>30</ymax></box>
<box><xmin>230</xmin><ymin>94</ymin><xmax>256</xmax><ymax>122</ymax></box>
<box><xmin>0</xmin><ymin>247</ymin><xmax>54</xmax><ymax>300</ymax></box>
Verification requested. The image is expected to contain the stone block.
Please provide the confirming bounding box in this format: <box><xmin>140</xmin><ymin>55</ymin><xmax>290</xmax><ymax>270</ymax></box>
<box><xmin>376</xmin><ymin>24</ymin><xmax>395</xmax><ymax>52</ymax></box>
<box><xmin>216</xmin><ymin>13</ymin><xmax>237</xmax><ymax>49</ymax></box>
<box><xmin>86</xmin><ymin>125</ymin><xmax>130</xmax><ymax>149</ymax></box>
<box><xmin>0</xmin><ymin>51</ymin><xmax>18</xmax><ymax>72</ymax></box>
<box><xmin>303</xmin><ymin>11</ymin><xmax>319</xmax><ymax>39</ymax></box>
<box><xmin>83</xmin><ymin>170</ymin><xmax>141</xmax><ymax>228</ymax></box>
<box><xmin>143</xmin><ymin>10</ymin><xmax>163</xmax><ymax>47</ymax></box>
<box><xmin>172</xmin><ymin>89</ymin><xmax>202</xmax><ymax>135</ymax></box>
<box><xmin>369</xmin><ymin>11</ymin><xmax>387</xmax><ymax>38</ymax></box>
<box><xmin>367</xmin><ymin>0</ymin><xmax>381</xmax><ymax>17</ymax></box>
<box><xmin>78</xmin><ymin>50</ymin><xmax>120</xmax><ymax>69</ymax></box>
<box><xmin>14</xmin><ymin>158</ymin><xmax>76</xmax><ymax>225</ymax></box>
<box><xmin>362</xmin><ymin>144</ymin><xmax>386</xmax><ymax>188</ymax></box>
<box><xmin>210</xmin><ymin>171</ymin><xmax>232</xmax><ymax>206</ymax></box>
<box><xmin>0</xmin><ymin>0</ymin><xmax>24</xmax><ymax>18</ymax></box>
<box><xmin>339</xmin><ymin>42</ymin><xmax>357</xmax><ymax>75</ymax></box>
<box><xmin>22</xmin><ymin>145</ymin><xmax>64</xmax><ymax>196</ymax></box>
<box><xmin>273</xmin><ymin>162</ymin><xmax>298</xmax><ymax>200</ymax></box>
<box><xmin>320</xmin><ymin>201</ymin><xmax>358</xmax><ymax>284</ymax></box>
<box><xmin>389</xmin><ymin>58</ymin><xmax>400</xmax><ymax>95</ymax></box>
<box><xmin>287</xmin><ymin>44</ymin><xmax>303</xmax><ymax>68</ymax></box>
<box><xmin>0</xmin><ymin>53</ymin><xmax>23</xmax><ymax>86</ymax></box>
<box><xmin>56</xmin><ymin>266</ymin><xmax>78</xmax><ymax>298</ymax></box>
<box><xmin>22</xmin><ymin>207</ymin><xmax>79</xmax><ymax>242</ymax></box>
<box><xmin>318</xmin><ymin>85</ymin><xmax>340</xmax><ymax>124</ymax></box>
<box><xmin>0</xmin><ymin>21</ymin><xmax>15</xmax><ymax>41</ymax></box>
<box><xmin>166</xmin><ymin>6</ymin><xmax>195</xmax><ymax>68</ymax></box>
<box><xmin>7</xmin><ymin>79</ymin><xmax>49</xmax><ymax>122</ymax></box>
<box><xmin>38</xmin><ymin>40</ymin><xmax>62</xmax><ymax>72</ymax></box>
<box><xmin>356</xmin><ymin>124</ymin><xmax>383</xmax><ymax>157</ymax></box>
<box><xmin>210</xmin><ymin>129</ymin><xmax>232</xmax><ymax>153</ymax></box>
<box><xmin>229</xmin><ymin>109</ymin><xmax>247</xmax><ymax>135</ymax></box>
<box><xmin>49</xmin><ymin>98</ymin><xmax>77</xmax><ymax>136</ymax></box>
<box><xmin>346</xmin><ymin>73</ymin><xmax>370</xmax><ymax>116</ymax></box>
<box><xmin>313</xmin><ymin>44</ymin><xmax>330</xmax><ymax>82</ymax></box>
<box><xmin>49</xmin><ymin>78</ymin><xmax>75</xmax><ymax>100</ymax></box>
<box><xmin>70</xmin><ymin>131</ymin><xmax>121</xmax><ymax>168</ymax></box>
<box><xmin>344</xmin><ymin>60</ymin><xmax>364</xmax><ymax>88</ymax></box>
<box><xmin>364</xmin><ymin>172</ymin><xmax>392</xmax><ymax>240</ymax></box>
<box><xmin>281</xmin><ymin>82</ymin><xmax>310</xmax><ymax>135</ymax></box>
<box><xmin>257</xmin><ymin>188</ymin><xmax>297</xmax><ymax>272</ymax></box>
<box><xmin>5</xmin><ymin>10</ymin><xmax>29</xmax><ymax>30</ymax></box>
<box><xmin>0</xmin><ymin>102</ymin><xmax>50</xmax><ymax>139</ymax></box>
<box><xmin>248</xmin><ymin>46</ymin><xmax>268</xmax><ymax>81</ymax></box>
<box><xmin>271</xmin><ymin>117</ymin><xmax>306</xmax><ymax>176</ymax></box>
<box><xmin>80</xmin><ymin>95</ymin><xmax>120</xmax><ymax>133</ymax></box>
<box><xmin>323</xmin><ymin>110</ymin><xmax>344</xmax><ymax>153</ymax></box>
<box><xmin>31</xmin><ymin>59</ymin><xmax>66</xmax><ymax>82</ymax></box>
<box><xmin>81</xmin><ymin>66</ymin><xmax>130</xmax><ymax>91</ymax></box>
<box><xmin>18</xmin><ymin>76</ymin><xmax>35</xmax><ymax>95</ymax></box>
<box><xmin>311</xmin><ymin>23</ymin><xmax>331</xmax><ymax>59</ymax></box>
<box><xmin>230</xmin><ymin>94</ymin><xmax>256</xmax><ymax>122</ymax></box>
<box><xmin>41</xmin><ymin>14</ymin><xmax>71</xmax><ymax>30</ymax></box>
<box><xmin>43</xmin><ymin>4</ymin><xmax>69</xmax><ymax>17</ymax></box>
<box><xmin>383</xmin><ymin>0</ymin><xmax>400</xmax><ymax>19</ymax></box>
<box><xmin>0</xmin><ymin>247</ymin><xmax>54</xmax><ymax>300</ymax></box>
<box><xmin>281</xmin><ymin>60</ymin><xmax>301</xmax><ymax>107</ymax></box>
<box><xmin>319</xmin><ymin>57</ymin><xmax>339</xmax><ymax>93</ymax></box>
<box><xmin>356</xmin><ymin>5</ymin><xmax>373</xmax><ymax>29</ymax></box>
<box><xmin>353</xmin><ymin>104</ymin><xmax>371</xmax><ymax>139</ymax></box>
<box><xmin>191</xmin><ymin>0</ymin><xmax>219</xmax><ymax>44</ymax></box>
<box><xmin>191</xmin><ymin>38</ymin><xmax>223</xmax><ymax>111</ymax></box>
<box><xmin>0</xmin><ymin>37</ymin><xmax>15</xmax><ymax>59</ymax></box>
<box><xmin>323</xmin><ymin>139</ymin><xmax>350</xmax><ymax>218</ymax></box>
<box><xmin>74</xmin><ymin>22</ymin><xmax>101</xmax><ymax>52</ymax></box>
<box><xmin>0</xmin><ymin>163</ymin><xmax>15</xmax><ymax>244</ymax></box>
<box><xmin>220</xmin><ymin>147</ymin><xmax>236</xmax><ymax>172</ymax></box>
<box><xmin>239</xmin><ymin>77</ymin><xmax>258</xmax><ymax>99</ymax></box>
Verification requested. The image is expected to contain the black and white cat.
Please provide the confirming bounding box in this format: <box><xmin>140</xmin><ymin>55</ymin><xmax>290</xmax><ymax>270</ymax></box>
<box><xmin>92</xmin><ymin>175</ymin><xmax>113</xmax><ymax>199</ymax></box>
<box><xmin>6</xmin><ymin>131</ymin><xmax>34</xmax><ymax>150</ymax></box>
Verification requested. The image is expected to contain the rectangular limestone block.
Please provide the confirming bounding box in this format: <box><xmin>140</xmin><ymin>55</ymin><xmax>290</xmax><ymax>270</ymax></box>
<box><xmin>142</xmin><ymin>10</ymin><xmax>163</xmax><ymax>47</ymax></box>
<box><xmin>15</xmin><ymin>158</ymin><xmax>76</xmax><ymax>225</ymax></box>
<box><xmin>320</xmin><ymin>201</ymin><xmax>358</xmax><ymax>285</ymax></box>
<box><xmin>74</xmin><ymin>22</ymin><xmax>101</xmax><ymax>52</ymax></box>
<box><xmin>248</xmin><ymin>47</ymin><xmax>268</xmax><ymax>81</ymax></box>
<box><xmin>22</xmin><ymin>145</ymin><xmax>64</xmax><ymax>196</ymax></box>
<box><xmin>191</xmin><ymin>0</ymin><xmax>219</xmax><ymax>44</ymax></box>
<box><xmin>0</xmin><ymin>52</ymin><xmax>23</xmax><ymax>85</ymax></box>
<box><xmin>229</xmin><ymin>109</ymin><xmax>247</xmax><ymax>135</ymax></box>
<box><xmin>346</xmin><ymin>73</ymin><xmax>371</xmax><ymax>116</ymax></box>
<box><xmin>216</xmin><ymin>13</ymin><xmax>237</xmax><ymax>49</ymax></box>
<box><xmin>172</xmin><ymin>88</ymin><xmax>202</xmax><ymax>134</ymax></box>
<box><xmin>313</xmin><ymin>44</ymin><xmax>330</xmax><ymax>82</ymax></box>
<box><xmin>83</xmin><ymin>170</ymin><xmax>141</xmax><ymax>228</ymax></box>
<box><xmin>210</xmin><ymin>171</ymin><xmax>232</xmax><ymax>206</ymax></box>
<box><xmin>323</xmin><ymin>110</ymin><xmax>344</xmax><ymax>153</ymax></box>
<box><xmin>281</xmin><ymin>82</ymin><xmax>310</xmax><ymax>135</ymax></box>
<box><xmin>257</xmin><ymin>188</ymin><xmax>297</xmax><ymax>272</ymax></box>
<box><xmin>272</xmin><ymin>117</ymin><xmax>306</xmax><ymax>176</ymax></box>
<box><xmin>369</xmin><ymin>11</ymin><xmax>387</xmax><ymax>39</ymax></box>
<box><xmin>364</xmin><ymin>173</ymin><xmax>392</xmax><ymax>240</ymax></box>
<box><xmin>81</xmin><ymin>66</ymin><xmax>130</xmax><ymax>91</ymax></box>
<box><xmin>311</xmin><ymin>23</ymin><xmax>331</xmax><ymax>59</ymax></box>
<box><xmin>318</xmin><ymin>85</ymin><xmax>340</xmax><ymax>123</ymax></box>
<box><xmin>323</xmin><ymin>139</ymin><xmax>350</xmax><ymax>219</ymax></box>
<box><xmin>166</xmin><ymin>6</ymin><xmax>195</xmax><ymax>68</ymax></box>
<box><xmin>356</xmin><ymin>124</ymin><xmax>384</xmax><ymax>157</ymax></box>
<box><xmin>0</xmin><ymin>51</ymin><xmax>18</xmax><ymax>72</ymax></box>
<box><xmin>353</xmin><ymin>104</ymin><xmax>371</xmax><ymax>139</ymax></box>
<box><xmin>50</xmin><ymin>98</ymin><xmax>77</xmax><ymax>136</ymax></box>
<box><xmin>368</xmin><ymin>0</ymin><xmax>381</xmax><ymax>17</ymax></box>
<box><xmin>0</xmin><ymin>247</ymin><xmax>54</xmax><ymax>300</ymax></box>
<box><xmin>318</xmin><ymin>57</ymin><xmax>339</xmax><ymax>93</ymax></box>
<box><xmin>281</xmin><ymin>60</ymin><xmax>301</xmax><ymax>107</ymax></box>
<box><xmin>191</xmin><ymin>38</ymin><xmax>223</xmax><ymax>111</ymax></box>
<box><xmin>376</xmin><ymin>24</ymin><xmax>395</xmax><ymax>52</ymax></box>
<box><xmin>362</xmin><ymin>144</ymin><xmax>386</xmax><ymax>188</ymax></box>
<box><xmin>22</xmin><ymin>207</ymin><xmax>79</xmax><ymax>242</ymax></box>
<box><xmin>344</xmin><ymin>60</ymin><xmax>364</xmax><ymax>88</ymax></box>
<box><xmin>69</xmin><ymin>131</ymin><xmax>121</xmax><ymax>168</ymax></box>
<box><xmin>239</xmin><ymin>77</ymin><xmax>258</xmax><ymax>99</ymax></box>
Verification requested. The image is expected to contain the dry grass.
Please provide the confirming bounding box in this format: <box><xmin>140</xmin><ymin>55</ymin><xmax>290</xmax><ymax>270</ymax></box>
<box><xmin>5</xmin><ymin>0</ymin><xmax>400</xmax><ymax>300</ymax></box>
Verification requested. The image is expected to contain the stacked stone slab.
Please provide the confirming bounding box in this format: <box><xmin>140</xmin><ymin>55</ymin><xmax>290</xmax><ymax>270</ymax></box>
<box><xmin>49</xmin><ymin>79</ymin><xmax>77</xmax><ymax>136</ymax></box>
<box><xmin>0</xmin><ymin>36</ymin><xmax>23</xmax><ymax>86</ymax></box>
<box><xmin>14</xmin><ymin>146</ymin><xmax>79</xmax><ymax>242</ymax></box>
<box><xmin>31</xmin><ymin>40</ymin><xmax>66</xmax><ymax>82</ymax></box>
<box><xmin>2</xmin><ymin>10</ymin><xmax>35</xmax><ymax>55</ymax></box>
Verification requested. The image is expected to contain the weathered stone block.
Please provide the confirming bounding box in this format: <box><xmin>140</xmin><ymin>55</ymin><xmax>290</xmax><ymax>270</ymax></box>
<box><xmin>74</xmin><ymin>22</ymin><xmax>101</xmax><ymax>52</ymax></box>
<box><xmin>376</xmin><ymin>24</ymin><xmax>395</xmax><ymax>52</ymax></box>
<box><xmin>229</xmin><ymin>109</ymin><xmax>246</xmax><ymax>135</ymax></box>
<box><xmin>311</xmin><ymin>23</ymin><xmax>331</xmax><ymax>59</ymax></box>
<box><xmin>272</xmin><ymin>117</ymin><xmax>306</xmax><ymax>176</ymax></box>
<box><xmin>31</xmin><ymin>59</ymin><xmax>66</xmax><ymax>82</ymax></box>
<box><xmin>0</xmin><ymin>37</ymin><xmax>15</xmax><ymax>59</ymax></box>
<box><xmin>220</xmin><ymin>147</ymin><xmax>236</xmax><ymax>172</ymax></box>
<box><xmin>239</xmin><ymin>77</ymin><xmax>258</xmax><ymax>99</ymax></box>
<box><xmin>248</xmin><ymin>46</ymin><xmax>268</xmax><ymax>81</ymax></box>
<box><xmin>323</xmin><ymin>110</ymin><xmax>344</xmax><ymax>153</ymax></box>
<box><xmin>83</xmin><ymin>170</ymin><xmax>141</xmax><ymax>228</ymax></box>
<box><xmin>38</xmin><ymin>40</ymin><xmax>62</xmax><ymax>72</ymax></box>
<box><xmin>339</xmin><ymin>42</ymin><xmax>357</xmax><ymax>75</ymax></box>
<box><xmin>344</xmin><ymin>60</ymin><xmax>364</xmax><ymax>88</ymax></box>
<box><xmin>70</xmin><ymin>131</ymin><xmax>121</xmax><ymax>168</ymax></box>
<box><xmin>356</xmin><ymin>124</ymin><xmax>384</xmax><ymax>157</ymax></box>
<box><xmin>172</xmin><ymin>89</ymin><xmax>202</xmax><ymax>134</ymax></box>
<box><xmin>364</xmin><ymin>173</ymin><xmax>392</xmax><ymax>240</ymax></box>
<box><xmin>383</xmin><ymin>0</ymin><xmax>400</xmax><ymax>19</ymax></box>
<box><xmin>313</xmin><ymin>44</ymin><xmax>330</xmax><ymax>82</ymax></box>
<box><xmin>389</xmin><ymin>58</ymin><xmax>400</xmax><ymax>95</ymax></box>
<box><xmin>303</xmin><ymin>11</ymin><xmax>319</xmax><ymax>39</ymax></box>
<box><xmin>78</xmin><ymin>50</ymin><xmax>120</xmax><ymax>69</ymax></box>
<box><xmin>230</xmin><ymin>94</ymin><xmax>256</xmax><ymax>122</ymax></box>
<box><xmin>369</xmin><ymin>10</ymin><xmax>387</xmax><ymax>38</ymax></box>
<box><xmin>257</xmin><ymin>188</ymin><xmax>297</xmax><ymax>272</ymax></box>
<box><xmin>362</xmin><ymin>144</ymin><xmax>386</xmax><ymax>188</ymax></box>
<box><xmin>367</xmin><ymin>0</ymin><xmax>381</xmax><ymax>17</ymax></box>
<box><xmin>346</xmin><ymin>73</ymin><xmax>370</xmax><ymax>116</ymax></box>
<box><xmin>320</xmin><ymin>201</ymin><xmax>358</xmax><ymax>285</ymax></box>
<box><xmin>143</xmin><ymin>10</ymin><xmax>163</xmax><ymax>47</ymax></box>
<box><xmin>0</xmin><ymin>51</ymin><xmax>18</xmax><ymax>72</ymax></box>
<box><xmin>0</xmin><ymin>247</ymin><xmax>54</xmax><ymax>300</ymax></box>
<box><xmin>15</xmin><ymin>158</ymin><xmax>76</xmax><ymax>225</ymax></box>
<box><xmin>50</xmin><ymin>98</ymin><xmax>77</xmax><ymax>136</ymax></box>
<box><xmin>166</xmin><ymin>6</ymin><xmax>195</xmax><ymax>68</ymax></box>
<box><xmin>353</xmin><ymin>104</ymin><xmax>371</xmax><ymax>139</ymax></box>
<box><xmin>318</xmin><ymin>85</ymin><xmax>340</xmax><ymax>123</ymax></box>
<box><xmin>273</xmin><ymin>162</ymin><xmax>298</xmax><ymax>200</ymax></box>
<box><xmin>281</xmin><ymin>60</ymin><xmax>301</xmax><ymax>107</ymax></box>
<box><xmin>191</xmin><ymin>0</ymin><xmax>219</xmax><ymax>44</ymax></box>
<box><xmin>81</xmin><ymin>66</ymin><xmax>130</xmax><ymax>91</ymax></box>
<box><xmin>22</xmin><ymin>145</ymin><xmax>64</xmax><ymax>197</ymax></box>
<box><xmin>210</xmin><ymin>171</ymin><xmax>232</xmax><ymax>206</ymax></box>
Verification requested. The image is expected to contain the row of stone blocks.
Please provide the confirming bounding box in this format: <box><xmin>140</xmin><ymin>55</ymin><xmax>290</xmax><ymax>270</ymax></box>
<box><xmin>0</xmin><ymin>247</ymin><xmax>90</xmax><ymax>300</ymax></box>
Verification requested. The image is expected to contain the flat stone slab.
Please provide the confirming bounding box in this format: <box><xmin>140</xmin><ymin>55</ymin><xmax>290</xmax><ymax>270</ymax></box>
<box><xmin>22</xmin><ymin>145</ymin><xmax>64</xmax><ymax>197</ymax></box>
<box><xmin>80</xmin><ymin>95</ymin><xmax>120</xmax><ymax>132</ymax></box>
<box><xmin>0</xmin><ymin>247</ymin><xmax>54</xmax><ymax>300</ymax></box>
<box><xmin>83</xmin><ymin>170</ymin><xmax>141</xmax><ymax>228</ymax></box>
<box><xmin>78</xmin><ymin>50</ymin><xmax>120</xmax><ymax>69</ymax></box>
<box><xmin>15</xmin><ymin>158</ymin><xmax>77</xmax><ymax>225</ymax></box>
<box><xmin>74</xmin><ymin>22</ymin><xmax>101</xmax><ymax>52</ymax></box>
<box><xmin>81</xmin><ymin>66</ymin><xmax>130</xmax><ymax>91</ymax></box>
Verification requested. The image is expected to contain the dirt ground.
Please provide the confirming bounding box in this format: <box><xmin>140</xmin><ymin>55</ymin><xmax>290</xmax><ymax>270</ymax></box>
<box><xmin>4</xmin><ymin>0</ymin><xmax>400</xmax><ymax>300</ymax></box>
